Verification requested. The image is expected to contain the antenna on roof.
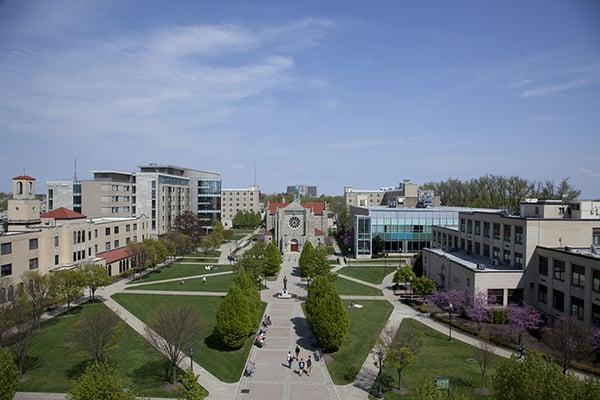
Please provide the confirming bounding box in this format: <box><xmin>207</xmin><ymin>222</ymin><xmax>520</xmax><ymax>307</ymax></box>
<box><xmin>254</xmin><ymin>159</ymin><xmax>257</xmax><ymax>187</ymax></box>
<box><xmin>74</xmin><ymin>158</ymin><xmax>78</xmax><ymax>182</ymax></box>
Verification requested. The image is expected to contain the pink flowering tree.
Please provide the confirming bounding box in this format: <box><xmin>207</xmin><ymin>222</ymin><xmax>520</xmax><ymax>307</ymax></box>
<box><xmin>428</xmin><ymin>289</ymin><xmax>467</xmax><ymax>315</ymax></box>
<box><xmin>507</xmin><ymin>304</ymin><xmax>542</xmax><ymax>345</ymax></box>
<box><xmin>466</xmin><ymin>291</ymin><xmax>489</xmax><ymax>331</ymax></box>
<box><xmin>592</xmin><ymin>328</ymin><xmax>600</xmax><ymax>353</ymax></box>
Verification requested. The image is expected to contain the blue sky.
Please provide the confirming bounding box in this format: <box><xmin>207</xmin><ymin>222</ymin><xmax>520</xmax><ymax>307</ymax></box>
<box><xmin>1</xmin><ymin>0</ymin><xmax>599</xmax><ymax>196</ymax></box>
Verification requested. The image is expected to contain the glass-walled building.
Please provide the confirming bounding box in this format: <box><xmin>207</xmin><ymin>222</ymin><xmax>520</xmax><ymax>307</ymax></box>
<box><xmin>198</xmin><ymin>177</ymin><xmax>221</xmax><ymax>225</ymax></box>
<box><xmin>351</xmin><ymin>206</ymin><xmax>496</xmax><ymax>258</ymax></box>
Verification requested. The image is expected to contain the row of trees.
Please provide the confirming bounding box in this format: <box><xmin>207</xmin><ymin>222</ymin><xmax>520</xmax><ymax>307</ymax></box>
<box><xmin>236</xmin><ymin>242</ymin><xmax>282</xmax><ymax>278</ymax></box>
<box><xmin>299</xmin><ymin>242</ymin><xmax>333</xmax><ymax>284</ymax></box>
<box><xmin>214</xmin><ymin>271</ymin><xmax>262</xmax><ymax>349</ymax></box>
<box><xmin>305</xmin><ymin>276</ymin><xmax>348</xmax><ymax>351</ymax></box>
<box><xmin>232</xmin><ymin>210</ymin><xmax>262</xmax><ymax>229</ymax></box>
<box><xmin>422</xmin><ymin>175</ymin><xmax>580</xmax><ymax>213</ymax></box>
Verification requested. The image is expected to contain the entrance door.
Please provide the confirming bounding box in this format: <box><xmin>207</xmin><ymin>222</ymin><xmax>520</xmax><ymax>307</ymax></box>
<box><xmin>290</xmin><ymin>239</ymin><xmax>299</xmax><ymax>252</ymax></box>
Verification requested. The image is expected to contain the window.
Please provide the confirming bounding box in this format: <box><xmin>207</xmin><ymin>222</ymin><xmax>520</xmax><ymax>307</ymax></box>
<box><xmin>1</xmin><ymin>243</ymin><xmax>12</xmax><ymax>255</ymax></box>
<box><xmin>114</xmin><ymin>226</ymin><xmax>119</xmax><ymax>234</ymax></box>
<box><xmin>94</xmin><ymin>244</ymin><xmax>98</xmax><ymax>253</ymax></box>
<box><xmin>515</xmin><ymin>226</ymin><xmax>523</xmax><ymax>244</ymax></box>
<box><xmin>487</xmin><ymin>289</ymin><xmax>504</xmax><ymax>305</ymax></box>
<box><xmin>483</xmin><ymin>244</ymin><xmax>490</xmax><ymax>258</ymax></box>
<box><xmin>29</xmin><ymin>258</ymin><xmax>38</xmax><ymax>270</ymax></box>
<box><xmin>126</xmin><ymin>224</ymin><xmax>130</xmax><ymax>232</ymax></box>
<box><xmin>460</xmin><ymin>218</ymin><xmax>465</xmax><ymax>232</ymax></box>
<box><xmin>105</xmin><ymin>227</ymin><xmax>110</xmax><ymax>236</ymax></box>
<box><xmin>503</xmin><ymin>224</ymin><xmax>511</xmax><ymax>242</ymax></box>
<box><xmin>1</xmin><ymin>264</ymin><xmax>12</xmax><ymax>277</ymax></box>
<box><xmin>538</xmin><ymin>284</ymin><xmax>547</xmax><ymax>304</ymax></box>
<box><xmin>493</xmin><ymin>223</ymin><xmax>500</xmax><ymax>239</ymax></box>
<box><xmin>105</xmin><ymin>242</ymin><xmax>111</xmax><ymax>251</ymax></box>
<box><xmin>571</xmin><ymin>296</ymin><xmax>584</xmax><ymax>320</ymax></box>
<box><xmin>483</xmin><ymin>222</ymin><xmax>490</xmax><ymax>238</ymax></box>
<box><xmin>467</xmin><ymin>220</ymin><xmax>472</xmax><ymax>234</ymax></box>
<box><xmin>539</xmin><ymin>256</ymin><xmax>548</xmax><ymax>276</ymax></box>
<box><xmin>594</xmin><ymin>228</ymin><xmax>600</xmax><ymax>246</ymax></box>
<box><xmin>474</xmin><ymin>221</ymin><xmax>481</xmax><ymax>235</ymax></box>
<box><xmin>55</xmin><ymin>255</ymin><xmax>59</xmax><ymax>265</ymax></box>
<box><xmin>95</xmin><ymin>229</ymin><xmax>98</xmax><ymax>238</ymax></box>
<box><xmin>493</xmin><ymin>247</ymin><xmax>500</xmax><ymax>260</ymax></box>
<box><xmin>54</xmin><ymin>235</ymin><xmax>59</xmax><ymax>247</ymax></box>
<box><xmin>553</xmin><ymin>290</ymin><xmax>565</xmax><ymax>312</ymax></box>
<box><xmin>460</xmin><ymin>239</ymin><xmax>465</xmax><ymax>250</ymax></box>
<box><xmin>133</xmin><ymin>223</ymin><xmax>137</xmax><ymax>231</ymax></box>
<box><xmin>73</xmin><ymin>252</ymin><xmax>76</xmax><ymax>262</ymax></box>
<box><xmin>594</xmin><ymin>269</ymin><xmax>600</xmax><ymax>293</ymax></box>
<box><xmin>571</xmin><ymin>264</ymin><xmax>585</xmax><ymax>287</ymax></box>
<box><xmin>515</xmin><ymin>252</ymin><xmax>523</xmax><ymax>268</ymax></box>
<box><xmin>553</xmin><ymin>260</ymin><xmax>566</xmax><ymax>281</ymax></box>
<box><xmin>467</xmin><ymin>241</ymin><xmax>472</xmax><ymax>253</ymax></box>
<box><xmin>114</xmin><ymin>240</ymin><xmax>119</xmax><ymax>248</ymax></box>
<box><xmin>474</xmin><ymin>242</ymin><xmax>481</xmax><ymax>255</ymax></box>
<box><xmin>503</xmin><ymin>250</ymin><xmax>511</xmax><ymax>265</ymax></box>
<box><xmin>593</xmin><ymin>304</ymin><xmax>600</xmax><ymax>327</ymax></box>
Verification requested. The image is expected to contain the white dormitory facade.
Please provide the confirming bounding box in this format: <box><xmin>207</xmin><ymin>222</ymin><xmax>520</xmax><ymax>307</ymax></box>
<box><xmin>1</xmin><ymin>175</ymin><xmax>150</xmax><ymax>303</ymax></box>
<box><xmin>221</xmin><ymin>186</ymin><xmax>261</xmax><ymax>229</ymax></box>
<box><xmin>344</xmin><ymin>179</ymin><xmax>440</xmax><ymax>209</ymax></box>
<box><xmin>423</xmin><ymin>198</ymin><xmax>600</xmax><ymax>329</ymax></box>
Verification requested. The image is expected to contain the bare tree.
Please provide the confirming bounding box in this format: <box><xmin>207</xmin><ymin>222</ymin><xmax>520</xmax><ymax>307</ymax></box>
<box><xmin>146</xmin><ymin>306</ymin><xmax>200</xmax><ymax>384</ymax></box>
<box><xmin>376</xmin><ymin>324</ymin><xmax>423</xmax><ymax>392</ymax></box>
<box><xmin>472</xmin><ymin>340</ymin><xmax>496</xmax><ymax>392</ymax></box>
<box><xmin>73</xmin><ymin>309</ymin><xmax>121</xmax><ymax>362</ymax></box>
<box><xmin>543</xmin><ymin>317</ymin><xmax>591</xmax><ymax>374</ymax></box>
<box><xmin>21</xmin><ymin>271</ymin><xmax>53</xmax><ymax>327</ymax></box>
<box><xmin>5</xmin><ymin>292</ymin><xmax>36</xmax><ymax>377</ymax></box>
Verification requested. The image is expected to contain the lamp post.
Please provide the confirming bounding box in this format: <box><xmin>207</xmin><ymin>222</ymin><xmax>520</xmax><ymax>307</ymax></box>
<box><xmin>447</xmin><ymin>303</ymin><xmax>454</xmax><ymax>341</ymax></box>
<box><xmin>189</xmin><ymin>347</ymin><xmax>194</xmax><ymax>372</ymax></box>
<box><xmin>375</xmin><ymin>348</ymin><xmax>384</xmax><ymax>399</ymax></box>
<box><xmin>384</xmin><ymin>252</ymin><xmax>388</xmax><ymax>276</ymax></box>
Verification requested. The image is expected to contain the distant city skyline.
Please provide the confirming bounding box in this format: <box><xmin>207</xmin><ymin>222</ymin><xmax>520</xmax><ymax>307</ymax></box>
<box><xmin>1</xmin><ymin>0</ymin><xmax>599</xmax><ymax>197</ymax></box>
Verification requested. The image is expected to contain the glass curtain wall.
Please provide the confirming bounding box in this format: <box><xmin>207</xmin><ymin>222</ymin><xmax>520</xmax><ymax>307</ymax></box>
<box><xmin>198</xmin><ymin>178</ymin><xmax>222</xmax><ymax>225</ymax></box>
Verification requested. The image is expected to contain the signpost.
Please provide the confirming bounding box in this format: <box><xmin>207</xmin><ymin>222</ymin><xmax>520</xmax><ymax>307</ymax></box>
<box><xmin>435</xmin><ymin>377</ymin><xmax>450</xmax><ymax>398</ymax></box>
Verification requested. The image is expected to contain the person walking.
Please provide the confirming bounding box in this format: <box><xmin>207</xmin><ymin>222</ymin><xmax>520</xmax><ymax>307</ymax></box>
<box><xmin>298</xmin><ymin>358</ymin><xmax>305</xmax><ymax>377</ymax></box>
<box><xmin>287</xmin><ymin>351</ymin><xmax>293</xmax><ymax>369</ymax></box>
<box><xmin>306</xmin><ymin>355</ymin><xmax>312</xmax><ymax>376</ymax></box>
<box><xmin>203</xmin><ymin>276</ymin><xmax>207</xmax><ymax>284</ymax></box>
<box><xmin>295</xmin><ymin>345</ymin><xmax>300</xmax><ymax>360</ymax></box>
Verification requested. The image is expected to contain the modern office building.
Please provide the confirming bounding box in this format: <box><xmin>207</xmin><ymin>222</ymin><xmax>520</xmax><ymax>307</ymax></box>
<box><xmin>1</xmin><ymin>175</ymin><xmax>149</xmax><ymax>301</ymax></box>
<box><xmin>344</xmin><ymin>180</ymin><xmax>440</xmax><ymax>209</ymax></box>
<box><xmin>221</xmin><ymin>186</ymin><xmax>260</xmax><ymax>229</ymax></box>
<box><xmin>350</xmin><ymin>205</ymin><xmax>497</xmax><ymax>257</ymax></box>
<box><xmin>47</xmin><ymin>180</ymin><xmax>82</xmax><ymax>213</ymax></box>
<box><xmin>287</xmin><ymin>185</ymin><xmax>317</xmax><ymax>197</ymax></box>
<box><xmin>424</xmin><ymin>199</ymin><xmax>600</xmax><ymax>328</ymax></box>
<box><xmin>81</xmin><ymin>171</ymin><xmax>136</xmax><ymax>218</ymax></box>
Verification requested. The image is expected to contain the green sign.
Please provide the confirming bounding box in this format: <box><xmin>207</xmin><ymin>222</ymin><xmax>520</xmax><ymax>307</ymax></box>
<box><xmin>435</xmin><ymin>377</ymin><xmax>450</xmax><ymax>390</ymax></box>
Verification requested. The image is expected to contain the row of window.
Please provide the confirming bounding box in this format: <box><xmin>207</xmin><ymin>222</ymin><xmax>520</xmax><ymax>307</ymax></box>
<box><xmin>537</xmin><ymin>285</ymin><xmax>599</xmax><ymax>324</ymax></box>
<box><xmin>460</xmin><ymin>219</ymin><xmax>524</xmax><ymax>244</ymax></box>
<box><xmin>434</xmin><ymin>233</ymin><xmax>523</xmax><ymax>268</ymax></box>
<box><xmin>538</xmin><ymin>256</ymin><xmax>599</xmax><ymax>291</ymax></box>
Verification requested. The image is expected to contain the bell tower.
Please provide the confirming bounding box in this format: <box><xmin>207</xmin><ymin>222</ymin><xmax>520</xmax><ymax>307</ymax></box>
<box><xmin>8</xmin><ymin>175</ymin><xmax>41</xmax><ymax>227</ymax></box>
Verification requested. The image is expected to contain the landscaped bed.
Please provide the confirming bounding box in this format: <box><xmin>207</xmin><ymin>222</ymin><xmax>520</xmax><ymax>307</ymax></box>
<box><xmin>127</xmin><ymin>272</ymin><xmax>236</xmax><ymax>292</ymax></box>
<box><xmin>326</xmin><ymin>300</ymin><xmax>393</xmax><ymax>384</ymax></box>
<box><xmin>335</xmin><ymin>277</ymin><xmax>383</xmax><ymax>296</ymax></box>
<box><xmin>18</xmin><ymin>302</ymin><xmax>200</xmax><ymax>398</ymax></box>
<box><xmin>128</xmin><ymin>263</ymin><xmax>232</xmax><ymax>284</ymax></box>
<box><xmin>112</xmin><ymin>293</ymin><xmax>263</xmax><ymax>383</ymax></box>
<box><xmin>337</xmin><ymin>266</ymin><xmax>393</xmax><ymax>285</ymax></box>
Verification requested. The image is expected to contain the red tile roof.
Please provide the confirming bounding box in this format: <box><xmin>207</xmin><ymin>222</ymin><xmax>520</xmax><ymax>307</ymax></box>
<box><xmin>267</xmin><ymin>201</ymin><xmax>326</xmax><ymax>216</ymax></box>
<box><xmin>40</xmin><ymin>207</ymin><xmax>86</xmax><ymax>220</ymax></box>
<box><xmin>97</xmin><ymin>246</ymin><xmax>141</xmax><ymax>264</ymax></box>
<box><xmin>13</xmin><ymin>175</ymin><xmax>35</xmax><ymax>181</ymax></box>
<box><xmin>314</xmin><ymin>228</ymin><xmax>325</xmax><ymax>236</ymax></box>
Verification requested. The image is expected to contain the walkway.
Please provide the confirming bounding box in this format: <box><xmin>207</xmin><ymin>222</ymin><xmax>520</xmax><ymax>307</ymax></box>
<box><xmin>234</xmin><ymin>253</ymin><xmax>340</xmax><ymax>400</ymax></box>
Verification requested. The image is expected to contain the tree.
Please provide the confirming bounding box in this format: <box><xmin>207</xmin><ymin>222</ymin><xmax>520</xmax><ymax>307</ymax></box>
<box><xmin>428</xmin><ymin>289</ymin><xmax>466</xmax><ymax>314</ymax></box>
<box><xmin>146</xmin><ymin>306</ymin><xmax>200</xmax><ymax>384</ymax></box>
<box><xmin>393</xmin><ymin>266</ymin><xmax>416</xmax><ymax>289</ymax></box>
<box><xmin>236</xmin><ymin>243</ymin><xmax>266</xmax><ymax>281</ymax></box>
<box><xmin>232</xmin><ymin>210</ymin><xmax>262</xmax><ymax>228</ymax></box>
<box><xmin>233</xmin><ymin>271</ymin><xmax>261</xmax><ymax>330</ymax></box>
<box><xmin>263</xmin><ymin>242</ymin><xmax>282</xmax><ymax>276</ymax></box>
<box><xmin>200</xmin><ymin>232</ymin><xmax>221</xmax><ymax>254</ymax></box>
<box><xmin>299</xmin><ymin>241</ymin><xmax>315</xmax><ymax>277</ymax></box>
<box><xmin>4</xmin><ymin>291</ymin><xmax>36</xmax><ymax>377</ymax></box>
<box><xmin>378</xmin><ymin>325</ymin><xmax>423</xmax><ymax>391</ymax></box>
<box><xmin>215</xmin><ymin>286</ymin><xmax>254</xmax><ymax>349</ymax></box>
<box><xmin>73</xmin><ymin>308</ymin><xmax>121</xmax><ymax>362</ymax></box>
<box><xmin>507</xmin><ymin>304</ymin><xmax>541</xmax><ymax>345</ymax></box>
<box><xmin>299</xmin><ymin>242</ymin><xmax>331</xmax><ymax>284</ymax></box>
<box><xmin>173</xmin><ymin>210</ymin><xmax>204</xmax><ymax>245</ymax></box>
<box><xmin>50</xmin><ymin>269</ymin><xmax>85</xmax><ymax>314</ymax></box>
<box><xmin>543</xmin><ymin>317</ymin><xmax>592</xmax><ymax>374</ymax></box>
<box><xmin>141</xmin><ymin>238</ymin><xmax>168</xmax><ymax>272</ymax></box>
<box><xmin>80</xmin><ymin>264</ymin><xmax>111</xmax><ymax>302</ymax></box>
<box><xmin>161</xmin><ymin>231</ymin><xmax>194</xmax><ymax>260</ymax></box>
<box><xmin>411</xmin><ymin>276</ymin><xmax>436</xmax><ymax>301</ymax></box>
<box><xmin>371</xmin><ymin>235</ymin><xmax>384</xmax><ymax>257</ymax></box>
<box><xmin>211</xmin><ymin>220</ymin><xmax>226</xmax><ymax>244</ymax></box>
<box><xmin>178</xmin><ymin>369</ymin><xmax>205</xmax><ymax>400</ymax></box>
<box><xmin>465</xmin><ymin>291</ymin><xmax>488</xmax><ymax>331</ymax></box>
<box><xmin>472</xmin><ymin>340</ymin><xmax>496</xmax><ymax>391</ymax></box>
<box><xmin>305</xmin><ymin>276</ymin><xmax>348</xmax><ymax>351</ymax></box>
<box><xmin>0</xmin><ymin>348</ymin><xmax>18</xmax><ymax>400</ymax></box>
<box><xmin>413</xmin><ymin>382</ymin><xmax>444</xmax><ymax>400</ymax></box>
<box><xmin>21</xmin><ymin>270</ymin><xmax>53</xmax><ymax>327</ymax></box>
<box><xmin>69</xmin><ymin>361</ymin><xmax>135</xmax><ymax>400</ymax></box>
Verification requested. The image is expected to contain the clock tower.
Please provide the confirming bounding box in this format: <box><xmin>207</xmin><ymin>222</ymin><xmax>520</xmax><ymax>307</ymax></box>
<box><xmin>8</xmin><ymin>175</ymin><xmax>42</xmax><ymax>228</ymax></box>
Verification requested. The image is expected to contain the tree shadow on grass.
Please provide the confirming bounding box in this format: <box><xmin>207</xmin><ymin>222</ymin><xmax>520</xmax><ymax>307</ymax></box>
<box><xmin>66</xmin><ymin>359</ymin><xmax>89</xmax><ymax>379</ymax></box>
<box><xmin>204</xmin><ymin>331</ymin><xmax>247</xmax><ymax>353</ymax></box>
<box><xmin>129</xmin><ymin>359</ymin><xmax>171</xmax><ymax>386</ymax></box>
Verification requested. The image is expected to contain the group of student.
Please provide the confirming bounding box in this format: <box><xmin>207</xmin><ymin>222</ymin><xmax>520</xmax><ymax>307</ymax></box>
<box><xmin>254</xmin><ymin>315</ymin><xmax>272</xmax><ymax>348</ymax></box>
<box><xmin>286</xmin><ymin>345</ymin><xmax>313</xmax><ymax>377</ymax></box>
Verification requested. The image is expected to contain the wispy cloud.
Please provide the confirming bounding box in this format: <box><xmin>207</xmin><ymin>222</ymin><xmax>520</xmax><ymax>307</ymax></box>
<box><xmin>521</xmin><ymin>79</ymin><xmax>591</xmax><ymax>97</ymax></box>
<box><xmin>580</xmin><ymin>168</ymin><xmax>600</xmax><ymax>178</ymax></box>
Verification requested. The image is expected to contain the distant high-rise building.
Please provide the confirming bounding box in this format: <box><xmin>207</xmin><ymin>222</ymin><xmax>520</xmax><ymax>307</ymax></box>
<box><xmin>344</xmin><ymin>179</ymin><xmax>440</xmax><ymax>208</ymax></box>
<box><xmin>286</xmin><ymin>185</ymin><xmax>317</xmax><ymax>197</ymax></box>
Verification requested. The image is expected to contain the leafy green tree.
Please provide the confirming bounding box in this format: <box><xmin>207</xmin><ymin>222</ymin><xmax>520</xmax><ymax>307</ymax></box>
<box><xmin>21</xmin><ymin>270</ymin><xmax>53</xmax><ymax>326</ymax></box>
<box><xmin>138</xmin><ymin>238</ymin><xmax>168</xmax><ymax>275</ymax></box>
<box><xmin>412</xmin><ymin>276</ymin><xmax>436</xmax><ymax>301</ymax></box>
<box><xmin>236</xmin><ymin>243</ymin><xmax>266</xmax><ymax>281</ymax></box>
<box><xmin>299</xmin><ymin>242</ymin><xmax>331</xmax><ymax>283</ymax></box>
<box><xmin>0</xmin><ymin>348</ymin><xmax>18</xmax><ymax>400</ymax></box>
<box><xmin>80</xmin><ymin>264</ymin><xmax>111</xmax><ymax>302</ymax></box>
<box><xmin>161</xmin><ymin>231</ymin><xmax>194</xmax><ymax>260</ymax></box>
<box><xmin>413</xmin><ymin>381</ymin><xmax>444</xmax><ymax>400</ymax></box>
<box><xmin>263</xmin><ymin>242</ymin><xmax>282</xmax><ymax>276</ymax></box>
<box><xmin>3</xmin><ymin>291</ymin><xmax>35</xmax><ymax>377</ymax></box>
<box><xmin>215</xmin><ymin>286</ymin><xmax>254</xmax><ymax>349</ymax></box>
<box><xmin>232</xmin><ymin>210</ymin><xmax>262</xmax><ymax>228</ymax></box>
<box><xmin>233</xmin><ymin>271</ymin><xmax>261</xmax><ymax>330</ymax></box>
<box><xmin>379</xmin><ymin>325</ymin><xmax>423</xmax><ymax>391</ymax></box>
<box><xmin>211</xmin><ymin>220</ymin><xmax>226</xmax><ymax>244</ymax></box>
<box><xmin>178</xmin><ymin>369</ymin><xmax>205</xmax><ymax>400</ymax></box>
<box><xmin>393</xmin><ymin>266</ymin><xmax>417</xmax><ymax>289</ymax></box>
<box><xmin>305</xmin><ymin>276</ymin><xmax>348</xmax><ymax>351</ymax></box>
<box><xmin>69</xmin><ymin>361</ymin><xmax>135</xmax><ymax>400</ymax></box>
<box><xmin>50</xmin><ymin>269</ymin><xmax>86</xmax><ymax>313</ymax></box>
<box><xmin>200</xmin><ymin>232</ymin><xmax>221</xmax><ymax>254</ymax></box>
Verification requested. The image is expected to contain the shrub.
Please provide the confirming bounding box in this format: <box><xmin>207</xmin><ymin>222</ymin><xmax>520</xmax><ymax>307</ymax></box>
<box><xmin>305</xmin><ymin>276</ymin><xmax>348</xmax><ymax>351</ymax></box>
<box><xmin>489</xmin><ymin>308</ymin><xmax>507</xmax><ymax>324</ymax></box>
<box><xmin>0</xmin><ymin>348</ymin><xmax>18</xmax><ymax>400</ymax></box>
<box><xmin>215</xmin><ymin>286</ymin><xmax>254</xmax><ymax>349</ymax></box>
<box><xmin>69</xmin><ymin>362</ymin><xmax>135</xmax><ymax>400</ymax></box>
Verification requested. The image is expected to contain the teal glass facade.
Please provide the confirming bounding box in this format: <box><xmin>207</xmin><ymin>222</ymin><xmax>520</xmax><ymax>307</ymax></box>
<box><xmin>355</xmin><ymin>208</ymin><xmax>462</xmax><ymax>256</ymax></box>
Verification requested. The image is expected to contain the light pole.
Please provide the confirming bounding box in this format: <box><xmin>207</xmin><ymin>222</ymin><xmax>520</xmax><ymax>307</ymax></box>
<box><xmin>447</xmin><ymin>303</ymin><xmax>454</xmax><ymax>341</ymax></box>
<box><xmin>189</xmin><ymin>347</ymin><xmax>194</xmax><ymax>372</ymax></box>
<box><xmin>375</xmin><ymin>348</ymin><xmax>384</xmax><ymax>399</ymax></box>
<box><xmin>384</xmin><ymin>252</ymin><xmax>388</xmax><ymax>276</ymax></box>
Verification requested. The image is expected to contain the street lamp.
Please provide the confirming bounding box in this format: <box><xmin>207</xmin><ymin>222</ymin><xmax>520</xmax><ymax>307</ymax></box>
<box><xmin>384</xmin><ymin>252</ymin><xmax>388</xmax><ymax>276</ymax></box>
<box><xmin>447</xmin><ymin>303</ymin><xmax>454</xmax><ymax>341</ymax></box>
<box><xmin>189</xmin><ymin>347</ymin><xmax>194</xmax><ymax>372</ymax></box>
<box><xmin>375</xmin><ymin>348</ymin><xmax>384</xmax><ymax>399</ymax></box>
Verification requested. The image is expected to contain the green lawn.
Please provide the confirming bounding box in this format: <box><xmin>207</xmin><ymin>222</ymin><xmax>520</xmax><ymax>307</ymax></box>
<box><xmin>348</xmin><ymin>258</ymin><xmax>409</xmax><ymax>265</ymax></box>
<box><xmin>128</xmin><ymin>264</ymin><xmax>232</xmax><ymax>284</ymax></box>
<box><xmin>326</xmin><ymin>300</ymin><xmax>393</xmax><ymax>384</ymax></box>
<box><xmin>187</xmin><ymin>250</ymin><xmax>221</xmax><ymax>257</ymax></box>
<box><xmin>338</xmin><ymin>266</ymin><xmax>393</xmax><ymax>285</ymax></box>
<box><xmin>381</xmin><ymin>319</ymin><xmax>501</xmax><ymax>399</ymax></box>
<box><xmin>128</xmin><ymin>273</ymin><xmax>235</xmax><ymax>292</ymax></box>
<box><xmin>335</xmin><ymin>277</ymin><xmax>383</xmax><ymax>296</ymax></box>
<box><xmin>19</xmin><ymin>302</ymin><xmax>199</xmax><ymax>398</ymax></box>
<box><xmin>112</xmin><ymin>294</ymin><xmax>263</xmax><ymax>383</ymax></box>
<box><xmin>180</xmin><ymin>256</ymin><xmax>220</xmax><ymax>263</ymax></box>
